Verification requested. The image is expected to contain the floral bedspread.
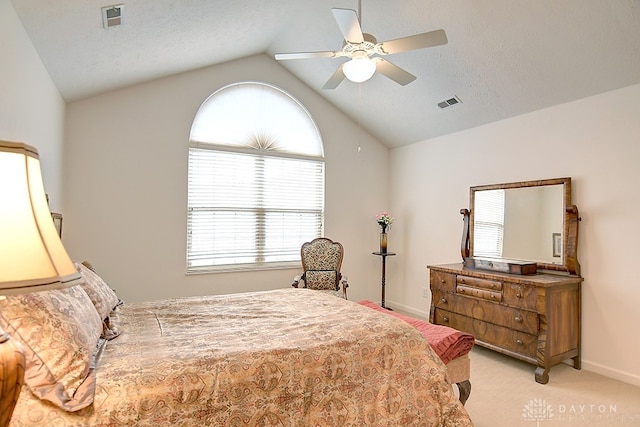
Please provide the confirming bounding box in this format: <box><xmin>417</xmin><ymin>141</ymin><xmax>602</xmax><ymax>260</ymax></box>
<box><xmin>11</xmin><ymin>289</ymin><xmax>472</xmax><ymax>426</ymax></box>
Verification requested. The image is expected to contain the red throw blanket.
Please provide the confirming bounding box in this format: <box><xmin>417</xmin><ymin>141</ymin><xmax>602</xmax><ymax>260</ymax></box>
<box><xmin>358</xmin><ymin>300</ymin><xmax>475</xmax><ymax>364</ymax></box>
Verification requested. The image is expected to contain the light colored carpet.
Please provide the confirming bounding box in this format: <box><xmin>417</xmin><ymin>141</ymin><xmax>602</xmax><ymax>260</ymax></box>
<box><xmin>462</xmin><ymin>346</ymin><xmax>640</xmax><ymax>426</ymax></box>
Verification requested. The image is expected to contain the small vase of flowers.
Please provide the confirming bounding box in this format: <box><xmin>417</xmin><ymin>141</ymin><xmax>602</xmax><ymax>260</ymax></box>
<box><xmin>375</xmin><ymin>212</ymin><xmax>394</xmax><ymax>253</ymax></box>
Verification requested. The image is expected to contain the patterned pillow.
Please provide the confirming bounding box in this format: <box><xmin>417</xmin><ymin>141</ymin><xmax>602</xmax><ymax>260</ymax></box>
<box><xmin>305</xmin><ymin>270</ymin><xmax>338</xmax><ymax>290</ymax></box>
<box><xmin>74</xmin><ymin>261</ymin><xmax>120</xmax><ymax>320</ymax></box>
<box><xmin>0</xmin><ymin>286</ymin><xmax>102</xmax><ymax>411</ymax></box>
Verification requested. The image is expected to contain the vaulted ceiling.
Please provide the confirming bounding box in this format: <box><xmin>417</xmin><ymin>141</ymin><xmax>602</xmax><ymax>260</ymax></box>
<box><xmin>11</xmin><ymin>0</ymin><xmax>640</xmax><ymax>148</ymax></box>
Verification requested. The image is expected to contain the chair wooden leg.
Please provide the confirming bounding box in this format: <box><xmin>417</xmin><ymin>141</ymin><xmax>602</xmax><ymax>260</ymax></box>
<box><xmin>456</xmin><ymin>380</ymin><xmax>471</xmax><ymax>405</ymax></box>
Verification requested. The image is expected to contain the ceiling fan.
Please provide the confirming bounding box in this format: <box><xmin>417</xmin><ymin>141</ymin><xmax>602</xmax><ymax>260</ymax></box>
<box><xmin>274</xmin><ymin>2</ymin><xmax>448</xmax><ymax>89</ymax></box>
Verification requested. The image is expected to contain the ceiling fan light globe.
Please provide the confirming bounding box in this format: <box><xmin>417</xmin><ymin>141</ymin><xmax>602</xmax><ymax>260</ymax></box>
<box><xmin>343</xmin><ymin>57</ymin><xmax>376</xmax><ymax>83</ymax></box>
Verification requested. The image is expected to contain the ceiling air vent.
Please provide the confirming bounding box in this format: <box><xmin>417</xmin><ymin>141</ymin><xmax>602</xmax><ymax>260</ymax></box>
<box><xmin>437</xmin><ymin>96</ymin><xmax>462</xmax><ymax>109</ymax></box>
<box><xmin>102</xmin><ymin>4</ymin><xmax>124</xmax><ymax>29</ymax></box>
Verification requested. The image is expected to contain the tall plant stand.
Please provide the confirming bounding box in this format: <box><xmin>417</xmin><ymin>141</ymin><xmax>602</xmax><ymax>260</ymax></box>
<box><xmin>372</xmin><ymin>251</ymin><xmax>396</xmax><ymax>310</ymax></box>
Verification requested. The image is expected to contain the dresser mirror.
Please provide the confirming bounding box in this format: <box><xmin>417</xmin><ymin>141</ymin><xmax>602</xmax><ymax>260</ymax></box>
<box><xmin>460</xmin><ymin>177</ymin><xmax>581</xmax><ymax>275</ymax></box>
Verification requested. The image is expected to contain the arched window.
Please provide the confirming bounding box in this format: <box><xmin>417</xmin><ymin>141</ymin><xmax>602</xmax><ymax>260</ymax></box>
<box><xmin>187</xmin><ymin>82</ymin><xmax>324</xmax><ymax>272</ymax></box>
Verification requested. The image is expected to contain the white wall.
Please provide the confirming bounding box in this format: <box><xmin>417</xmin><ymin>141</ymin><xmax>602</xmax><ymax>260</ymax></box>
<box><xmin>0</xmin><ymin>0</ymin><xmax>66</xmax><ymax>212</ymax></box>
<box><xmin>64</xmin><ymin>54</ymin><xmax>390</xmax><ymax>304</ymax></box>
<box><xmin>389</xmin><ymin>83</ymin><xmax>640</xmax><ymax>386</ymax></box>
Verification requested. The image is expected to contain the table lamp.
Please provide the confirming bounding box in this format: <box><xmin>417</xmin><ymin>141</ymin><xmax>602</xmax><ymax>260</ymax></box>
<box><xmin>0</xmin><ymin>141</ymin><xmax>83</xmax><ymax>427</ymax></box>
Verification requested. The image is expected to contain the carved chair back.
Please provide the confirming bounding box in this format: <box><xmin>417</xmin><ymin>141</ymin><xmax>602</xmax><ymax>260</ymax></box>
<box><xmin>300</xmin><ymin>238</ymin><xmax>344</xmax><ymax>291</ymax></box>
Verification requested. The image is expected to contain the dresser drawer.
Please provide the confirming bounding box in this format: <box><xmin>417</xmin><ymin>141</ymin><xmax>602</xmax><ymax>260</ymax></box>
<box><xmin>456</xmin><ymin>275</ymin><xmax>502</xmax><ymax>291</ymax></box>
<box><xmin>430</xmin><ymin>270</ymin><xmax>456</xmax><ymax>292</ymax></box>
<box><xmin>503</xmin><ymin>282</ymin><xmax>538</xmax><ymax>310</ymax></box>
<box><xmin>432</xmin><ymin>289</ymin><xmax>538</xmax><ymax>335</ymax></box>
<box><xmin>434</xmin><ymin>309</ymin><xmax>537</xmax><ymax>359</ymax></box>
<box><xmin>456</xmin><ymin>284</ymin><xmax>503</xmax><ymax>303</ymax></box>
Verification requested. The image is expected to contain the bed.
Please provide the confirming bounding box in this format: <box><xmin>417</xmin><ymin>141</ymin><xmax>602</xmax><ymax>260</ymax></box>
<box><xmin>357</xmin><ymin>300</ymin><xmax>475</xmax><ymax>404</ymax></box>
<box><xmin>3</xmin><ymin>263</ymin><xmax>473</xmax><ymax>427</ymax></box>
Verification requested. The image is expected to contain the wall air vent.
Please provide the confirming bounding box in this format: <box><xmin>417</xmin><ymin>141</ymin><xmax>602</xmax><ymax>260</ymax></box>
<box><xmin>102</xmin><ymin>4</ymin><xmax>124</xmax><ymax>29</ymax></box>
<box><xmin>437</xmin><ymin>96</ymin><xmax>462</xmax><ymax>109</ymax></box>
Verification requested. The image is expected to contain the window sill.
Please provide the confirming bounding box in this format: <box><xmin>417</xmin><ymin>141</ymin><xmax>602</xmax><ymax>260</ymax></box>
<box><xmin>186</xmin><ymin>261</ymin><xmax>301</xmax><ymax>275</ymax></box>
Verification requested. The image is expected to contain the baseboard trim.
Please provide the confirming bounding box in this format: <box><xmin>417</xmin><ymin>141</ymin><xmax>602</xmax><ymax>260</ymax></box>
<box><xmin>383</xmin><ymin>300</ymin><xmax>430</xmax><ymax>320</ymax></box>
<box><xmin>580</xmin><ymin>360</ymin><xmax>640</xmax><ymax>388</ymax></box>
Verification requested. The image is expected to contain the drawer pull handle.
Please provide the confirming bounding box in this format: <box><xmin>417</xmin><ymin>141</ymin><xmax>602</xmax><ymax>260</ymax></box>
<box><xmin>490</xmin><ymin>294</ymin><xmax>496</xmax><ymax>299</ymax></box>
<box><xmin>516</xmin><ymin>339</ymin><xmax>523</xmax><ymax>346</ymax></box>
<box><xmin>459</xmin><ymin>278</ymin><xmax>465</xmax><ymax>284</ymax></box>
<box><xmin>515</xmin><ymin>316</ymin><xmax>522</xmax><ymax>323</ymax></box>
<box><xmin>516</xmin><ymin>292</ymin><xmax>522</xmax><ymax>298</ymax></box>
<box><xmin>440</xmin><ymin>297</ymin><xmax>447</xmax><ymax>304</ymax></box>
<box><xmin>442</xmin><ymin>316</ymin><xmax>449</xmax><ymax>323</ymax></box>
<box><xmin>441</xmin><ymin>279</ymin><xmax>446</xmax><ymax>284</ymax></box>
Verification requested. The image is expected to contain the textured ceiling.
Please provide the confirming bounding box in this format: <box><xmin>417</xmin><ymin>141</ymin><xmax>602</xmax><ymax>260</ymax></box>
<box><xmin>11</xmin><ymin>0</ymin><xmax>640</xmax><ymax>148</ymax></box>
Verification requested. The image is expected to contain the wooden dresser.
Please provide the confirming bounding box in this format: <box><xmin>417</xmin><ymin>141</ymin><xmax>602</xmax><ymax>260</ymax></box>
<box><xmin>429</xmin><ymin>263</ymin><xmax>582</xmax><ymax>384</ymax></box>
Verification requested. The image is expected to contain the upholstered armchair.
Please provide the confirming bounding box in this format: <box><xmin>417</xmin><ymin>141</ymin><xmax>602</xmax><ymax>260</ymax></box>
<box><xmin>292</xmin><ymin>237</ymin><xmax>349</xmax><ymax>299</ymax></box>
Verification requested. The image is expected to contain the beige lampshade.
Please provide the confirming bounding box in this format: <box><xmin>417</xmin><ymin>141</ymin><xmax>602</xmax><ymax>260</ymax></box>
<box><xmin>0</xmin><ymin>141</ymin><xmax>82</xmax><ymax>295</ymax></box>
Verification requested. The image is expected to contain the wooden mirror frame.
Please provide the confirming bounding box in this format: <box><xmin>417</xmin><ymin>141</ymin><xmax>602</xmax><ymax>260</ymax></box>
<box><xmin>460</xmin><ymin>177</ymin><xmax>581</xmax><ymax>276</ymax></box>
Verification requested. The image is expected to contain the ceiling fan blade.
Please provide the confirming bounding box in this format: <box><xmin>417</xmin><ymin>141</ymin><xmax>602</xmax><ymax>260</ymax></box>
<box><xmin>331</xmin><ymin>8</ymin><xmax>364</xmax><ymax>44</ymax></box>
<box><xmin>378</xmin><ymin>29</ymin><xmax>448</xmax><ymax>55</ymax></box>
<box><xmin>322</xmin><ymin>64</ymin><xmax>346</xmax><ymax>90</ymax></box>
<box><xmin>275</xmin><ymin>51</ymin><xmax>338</xmax><ymax>61</ymax></box>
<box><xmin>374</xmin><ymin>58</ymin><xmax>416</xmax><ymax>86</ymax></box>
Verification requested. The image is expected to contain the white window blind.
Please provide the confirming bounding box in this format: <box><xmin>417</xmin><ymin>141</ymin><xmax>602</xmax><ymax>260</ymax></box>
<box><xmin>187</xmin><ymin>148</ymin><xmax>324</xmax><ymax>271</ymax></box>
<box><xmin>473</xmin><ymin>189</ymin><xmax>505</xmax><ymax>258</ymax></box>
